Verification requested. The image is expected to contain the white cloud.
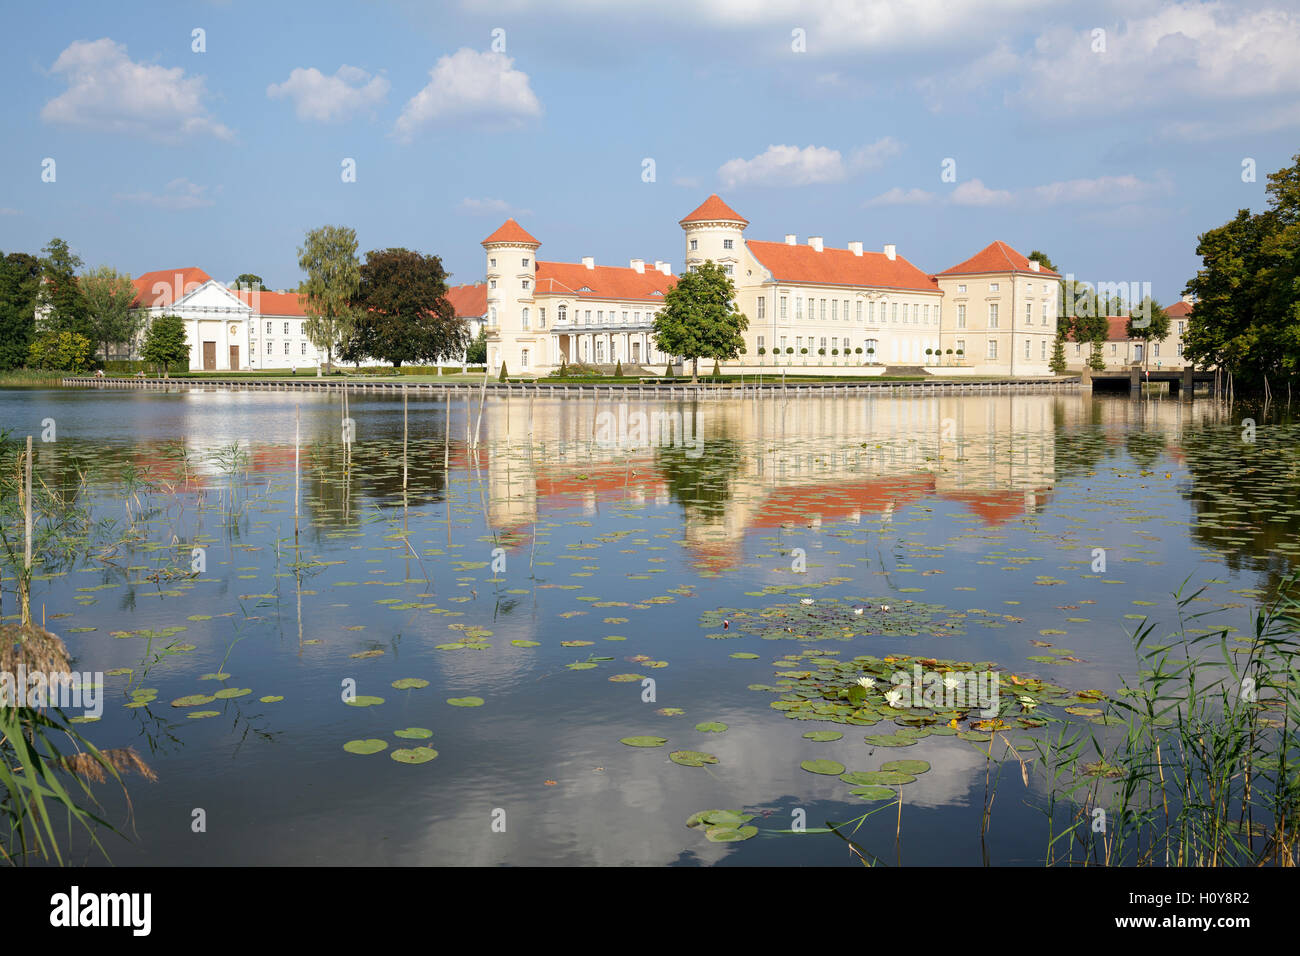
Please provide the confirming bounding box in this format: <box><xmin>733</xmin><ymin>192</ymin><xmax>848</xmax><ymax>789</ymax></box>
<box><xmin>394</xmin><ymin>49</ymin><xmax>541</xmax><ymax>140</ymax></box>
<box><xmin>459</xmin><ymin>197</ymin><xmax>532</xmax><ymax>216</ymax></box>
<box><xmin>864</xmin><ymin>187</ymin><xmax>935</xmax><ymax>206</ymax></box>
<box><xmin>850</xmin><ymin>137</ymin><xmax>903</xmax><ymax>171</ymax></box>
<box><xmin>718</xmin><ymin>139</ymin><xmax>899</xmax><ymax>189</ymax></box>
<box><xmin>0</xmin><ymin>208</ymin><xmax>20</xmax><ymax>216</ymax></box>
<box><xmin>1030</xmin><ymin>174</ymin><xmax>1166</xmax><ymax>204</ymax></box>
<box><xmin>1011</xmin><ymin>2</ymin><xmax>1300</xmax><ymax>120</ymax></box>
<box><xmin>41</xmin><ymin>38</ymin><xmax>232</xmax><ymax>142</ymax></box>
<box><xmin>267</xmin><ymin>65</ymin><xmax>389</xmax><ymax>122</ymax></box>
<box><xmin>115</xmin><ymin>178</ymin><xmax>215</xmax><ymax>211</ymax></box>
<box><xmin>950</xmin><ymin>178</ymin><xmax>1012</xmax><ymax>205</ymax></box>
<box><xmin>719</xmin><ymin>144</ymin><xmax>846</xmax><ymax>188</ymax></box>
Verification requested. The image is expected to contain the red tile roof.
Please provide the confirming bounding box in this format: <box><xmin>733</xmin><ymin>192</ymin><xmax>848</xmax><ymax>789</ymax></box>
<box><xmin>445</xmin><ymin>283</ymin><xmax>488</xmax><ymax>318</ymax></box>
<box><xmin>938</xmin><ymin>241</ymin><xmax>1060</xmax><ymax>278</ymax></box>
<box><xmin>234</xmin><ymin>288</ymin><xmax>307</xmax><ymax>317</ymax></box>
<box><xmin>747</xmin><ymin>241</ymin><xmax>939</xmax><ymax>293</ymax></box>
<box><xmin>680</xmin><ymin>194</ymin><xmax>748</xmax><ymax>225</ymax></box>
<box><xmin>1064</xmin><ymin>316</ymin><xmax>1140</xmax><ymax>343</ymax></box>
<box><xmin>482</xmin><ymin>219</ymin><xmax>540</xmax><ymax>246</ymax></box>
<box><xmin>534</xmin><ymin>261</ymin><xmax>676</xmax><ymax>302</ymax></box>
<box><xmin>1166</xmin><ymin>300</ymin><xmax>1192</xmax><ymax>317</ymax></box>
<box><xmin>130</xmin><ymin>267</ymin><xmax>212</xmax><ymax>308</ymax></box>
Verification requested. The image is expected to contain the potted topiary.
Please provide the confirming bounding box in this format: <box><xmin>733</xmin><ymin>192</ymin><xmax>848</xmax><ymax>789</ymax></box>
<box><xmin>800</xmin><ymin>347</ymin><xmax>808</xmax><ymax>365</ymax></box>
<box><xmin>831</xmin><ymin>348</ymin><xmax>839</xmax><ymax>366</ymax></box>
<box><xmin>925</xmin><ymin>348</ymin><xmax>934</xmax><ymax>364</ymax></box>
<box><xmin>945</xmin><ymin>348</ymin><xmax>953</xmax><ymax>366</ymax></box>
<box><xmin>817</xmin><ymin>347</ymin><xmax>826</xmax><ymax>365</ymax></box>
<box><xmin>786</xmin><ymin>347</ymin><xmax>794</xmax><ymax>365</ymax></box>
<box><xmin>866</xmin><ymin>347</ymin><xmax>875</xmax><ymax>365</ymax></box>
<box><xmin>757</xmin><ymin>346</ymin><xmax>766</xmax><ymax>365</ymax></box>
<box><xmin>955</xmin><ymin>348</ymin><xmax>964</xmax><ymax>365</ymax></box>
<box><xmin>855</xmin><ymin>347</ymin><xmax>863</xmax><ymax>365</ymax></box>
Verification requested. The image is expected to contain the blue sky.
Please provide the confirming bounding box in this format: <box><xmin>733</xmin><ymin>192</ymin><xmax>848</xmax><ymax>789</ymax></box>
<box><xmin>2</xmin><ymin>0</ymin><xmax>1297</xmax><ymax>303</ymax></box>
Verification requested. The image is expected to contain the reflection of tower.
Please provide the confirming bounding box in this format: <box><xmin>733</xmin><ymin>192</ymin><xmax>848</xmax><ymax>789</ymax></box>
<box><xmin>680</xmin><ymin>195</ymin><xmax>748</xmax><ymax>276</ymax></box>
<box><xmin>483</xmin><ymin>219</ymin><xmax>541</xmax><ymax>375</ymax></box>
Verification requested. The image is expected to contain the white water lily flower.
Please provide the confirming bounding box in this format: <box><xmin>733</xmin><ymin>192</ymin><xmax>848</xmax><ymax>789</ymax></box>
<box><xmin>879</xmin><ymin>604</ymin><xmax>891</xmax><ymax>612</ymax></box>
<box><xmin>853</xmin><ymin>607</ymin><xmax>864</xmax><ymax>616</ymax></box>
<box><xmin>799</xmin><ymin>598</ymin><xmax>814</xmax><ymax>605</ymax></box>
<box><xmin>942</xmin><ymin>674</ymin><xmax>962</xmax><ymax>691</ymax></box>
<box><xmin>884</xmin><ymin>688</ymin><xmax>906</xmax><ymax>708</ymax></box>
<box><xmin>856</xmin><ymin>676</ymin><xmax>875</xmax><ymax>690</ymax></box>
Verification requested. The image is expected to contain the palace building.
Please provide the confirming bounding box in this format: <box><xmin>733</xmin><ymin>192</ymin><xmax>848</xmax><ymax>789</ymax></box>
<box><xmin>483</xmin><ymin>194</ymin><xmax>1066</xmax><ymax>377</ymax></box>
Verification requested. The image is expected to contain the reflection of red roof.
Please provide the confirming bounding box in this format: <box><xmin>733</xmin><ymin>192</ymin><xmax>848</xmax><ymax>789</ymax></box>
<box><xmin>482</xmin><ymin>219</ymin><xmax>540</xmax><ymax>246</ymax></box>
<box><xmin>749</xmin><ymin>475</ymin><xmax>937</xmax><ymax>527</ymax></box>
<box><xmin>535</xmin><ymin>262</ymin><xmax>676</xmax><ymax>303</ymax></box>
<box><xmin>938</xmin><ymin>241</ymin><xmax>1060</xmax><ymax>278</ymax></box>
<box><xmin>680</xmin><ymin>194</ymin><xmax>748</xmax><ymax>225</ymax></box>
<box><xmin>936</xmin><ymin>491</ymin><xmax>1026</xmax><ymax>525</ymax></box>
<box><xmin>131</xmin><ymin>267</ymin><xmax>212</xmax><ymax>307</ymax></box>
<box><xmin>446</xmin><ymin>283</ymin><xmax>488</xmax><ymax>318</ymax></box>
<box><xmin>535</xmin><ymin>460</ymin><xmax>664</xmax><ymax>500</ymax></box>
<box><xmin>747</xmin><ymin>241</ymin><xmax>939</xmax><ymax>293</ymax></box>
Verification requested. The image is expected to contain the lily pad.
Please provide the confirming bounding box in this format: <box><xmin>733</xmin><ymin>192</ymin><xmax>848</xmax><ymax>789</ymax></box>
<box><xmin>343</xmin><ymin>738</ymin><xmax>388</xmax><ymax>755</ymax></box>
<box><xmin>803</xmin><ymin>731</ymin><xmax>844</xmax><ymax>742</ymax></box>
<box><xmin>391</xmin><ymin>678</ymin><xmax>429</xmax><ymax>690</ymax></box>
<box><xmin>170</xmin><ymin>694</ymin><xmax>216</xmax><ymax>708</ymax></box>
<box><xmin>346</xmin><ymin>695</ymin><xmax>385</xmax><ymax>707</ymax></box>
<box><xmin>394</xmin><ymin>727</ymin><xmax>433</xmax><ymax>739</ymax></box>
<box><xmin>391</xmin><ymin>746</ymin><xmax>438</xmax><ymax>764</ymax></box>
<box><xmin>800</xmin><ymin>759</ymin><xmax>847</xmax><ymax>775</ymax></box>
<box><xmin>695</xmin><ymin>721</ymin><xmax>728</xmax><ymax>733</ymax></box>
<box><xmin>849</xmin><ymin>786</ymin><xmax>899</xmax><ymax>801</ymax></box>
<box><xmin>880</xmin><ymin>759</ymin><xmax>931</xmax><ymax>775</ymax></box>
<box><xmin>670</xmin><ymin>750</ymin><xmax>719</xmax><ymax>767</ymax></box>
<box><xmin>620</xmin><ymin>735</ymin><xmax>668</xmax><ymax>747</ymax></box>
<box><xmin>446</xmin><ymin>696</ymin><xmax>484</xmax><ymax>707</ymax></box>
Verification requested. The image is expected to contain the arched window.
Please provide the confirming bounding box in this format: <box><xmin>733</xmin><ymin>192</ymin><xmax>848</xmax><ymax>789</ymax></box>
<box><xmin>522</xmin><ymin>307</ymin><xmax>530</xmax><ymax>329</ymax></box>
<box><xmin>558</xmin><ymin>304</ymin><xmax>567</xmax><ymax>323</ymax></box>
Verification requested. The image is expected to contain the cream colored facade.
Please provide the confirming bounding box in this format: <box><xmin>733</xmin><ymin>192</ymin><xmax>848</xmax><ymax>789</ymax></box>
<box><xmin>486</xmin><ymin>195</ymin><xmax>1071</xmax><ymax>378</ymax></box>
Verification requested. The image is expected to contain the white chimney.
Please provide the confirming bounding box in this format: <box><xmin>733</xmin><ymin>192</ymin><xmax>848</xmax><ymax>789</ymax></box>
<box><xmin>848</xmin><ymin>241</ymin><xmax>863</xmax><ymax>257</ymax></box>
<box><xmin>657</xmin><ymin>261</ymin><xmax>671</xmax><ymax>275</ymax></box>
<box><xmin>883</xmin><ymin>243</ymin><xmax>896</xmax><ymax>261</ymax></box>
<box><xmin>582</xmin><ymin>256</ymin><xmax>595</xmax><ymax>270</ymax></box>
<box><xmin>1181</xmin><ymin>292</ymin><xmax>1194</xmax><ymax>305</ymax></box>
<box><xmin>1029</xmin><ymin>260</ymin><xmax>1040</xmax><ymax>272</ymax></box>
<box><xmin>808</xmin><ymin>236</ymin><xmax>823</xmax><ymax>252</ymax></box>
<box><xmin>785</xmin><ymin>234</ymin><xmax>797</xmax><ymax>246</ymax></box>
<box><xmin>630</xmin><ymin>258</ymin><xmax>645</xmax><ymax>274</ymax></box>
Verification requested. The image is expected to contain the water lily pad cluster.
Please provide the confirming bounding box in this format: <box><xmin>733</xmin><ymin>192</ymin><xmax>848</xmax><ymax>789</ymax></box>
<box><xmin>686</xmin><ymin>809</ymin><xmax>757</xmax><ymax>842</ymax></box>
<box><xmin>699</xmin><ymin>597</ymin><xmax>999</xmax><ymax>643</ymax></box>
<box><xmin>755</xmin><ymin>648</ymin><xmax>1107</xmax><ymax>739</ymax></box>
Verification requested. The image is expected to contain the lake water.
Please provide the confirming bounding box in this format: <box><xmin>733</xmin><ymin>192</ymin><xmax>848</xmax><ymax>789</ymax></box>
<box><xmin>1</xmin><ymin>385</ymin><xmax>1295</xmax><ymax>865</ymax></box>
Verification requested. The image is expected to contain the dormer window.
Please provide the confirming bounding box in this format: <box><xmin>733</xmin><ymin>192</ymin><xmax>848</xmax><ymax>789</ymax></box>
<box><xmin>578</xmin><ymin>286</ymin><xmax>592</xmax><ymax>293</ymax></box>
<box><xmin>651</xmin><ymin>290</ymin><xmax>663</xmax><ymax>296</ymax></box>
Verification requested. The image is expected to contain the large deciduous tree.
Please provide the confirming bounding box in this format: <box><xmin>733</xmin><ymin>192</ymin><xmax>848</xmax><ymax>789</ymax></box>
<box><xmin>80</xmin><ymin>266</ymin><xmax>140</xmax><ymax>359</ymax></box>
<box><xmin>141</xmin><ymin>314</ymin><xmax>189</xmax><ymax>376</ymax></box>
<box><xmin>38</xmin><ymin>238</ymin><xmax>90</xmax><ymax>339</ymax></box>
<box><xmin>233</xmin><ymin>273</ymin><xmax>267</xmax><ymax>291</ymax></box>
<box><xmin>1184</xmin><ymin>152</ymin><xmax>1300</xmax><ymax>391</ymax></box>
<box><xmin>1126</xmin><ymin>296</ymin><xmax>1171</xmax><ymax>373</ymax></box>
<box><xmin>298</xmin><ymin>226</ymin><xmax>361</xmax><ymax>371</ymax></box>
<box><xmin>341</xmin><ymin>248</ymin><xmax>467</xmax><ymax>368</ymax></box>
<box><xmin>651</xmin><ymin>261</ymin><xmax>747</xmax><ymax>383</ymax></box>
<box><xmin>0</xmin><ymin>252</ymin><xmax>41</xmax><ymax>371</ymax></box>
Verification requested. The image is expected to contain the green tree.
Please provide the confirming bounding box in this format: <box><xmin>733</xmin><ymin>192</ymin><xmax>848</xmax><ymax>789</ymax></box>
<box><xmin>651</xmin><ymin>261</ymin><xmax>747</xmax><ymax>382</ymax></box>
<box><xmin>38</xmin><ymin>238</ymin><xmax>90</xmax><ymax>338</ymax></box>
<box><xmin>80</xmin><ymin>266</ymin><xmax>139</xmax><ymax>359</ymax></box>
<box><xmin>298</xmin><ymin>225</ymin><xmax>361</xmax><ymax>371</ymax></box>
<box><xmin>1049</xmin><ymin>327</ymin><xmax>1067</xmax><ymax>375</ymax></box>
<box><xmin>0</xmin><ymin>252</ymin><xmax>41</xmax><ymax>370</ymax></box>
<box><xmin>1126</xmin><ymin>296</ymin><xmax>1171</xmax><ymax>373</ymax></box>
<box><xmin>465</xmin><ymin>327</ymin><xmax>487</xmax><ymax>364</ymax></box>
<box><xmin>140</xmin><ymin>314</ymin><xmax>189</xmax><ymax>376</ymax></box>
<box><xmin>233</xmin><ymin>273</ymin><xmax>267</xmax><ymax>291</ymax></box>
<box><xmin>28</xmin><ymin>330</ymin><xmax>93</xmax><ymax>372</ymax></box>
<box><xmin>341</xmin><ymin>248</ymin><xmax>466</xmax><ymax>367</ymax></box>
<box><xmin>1027</xmin><ymin>250</ymin><xmax>1058</xmax><ymax>273</ymax></box>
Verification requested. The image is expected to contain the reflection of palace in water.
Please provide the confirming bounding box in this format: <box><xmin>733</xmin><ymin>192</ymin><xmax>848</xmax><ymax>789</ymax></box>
<box><xmin>475</xmin><ymin>393</ymin><xmax>1229</xmax><ymax>563</ymax></box>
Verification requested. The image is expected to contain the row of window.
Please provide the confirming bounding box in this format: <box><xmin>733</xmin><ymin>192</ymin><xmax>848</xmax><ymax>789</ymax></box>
<box><xmin>488</xmin><ymin>305</ymin><xmax>662</xmax><ymax>330</ymax></box>
<box><xmin>1072</xmin><ymin>342</ymin><xmax>1183</xmax><ymax>357</ymax></box>
<box><xmin>259</xmin><ymin>320</ymin><xmax>306</xmax><ymax>337</ymax></box>
<box><xmin>264</xmin><ymin>341</ymin><xmax>311</xmax><ymax>356</ymax></box>
<box><xmin>775</xmin><ymin>297</ymin><xmax>945</xmax><ymax>325</ymax></box>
